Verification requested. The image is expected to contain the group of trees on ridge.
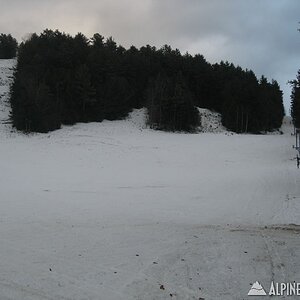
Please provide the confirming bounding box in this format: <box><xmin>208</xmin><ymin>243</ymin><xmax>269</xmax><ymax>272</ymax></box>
<box><xmin>0</xmin><ymin>34</ymin><xmax>18</xmax><ymax>59</ymax></box>
<box><xmin>8</xmin><ymin>30</ymin><xmax>284</xmax><ymax>133</ymax></box>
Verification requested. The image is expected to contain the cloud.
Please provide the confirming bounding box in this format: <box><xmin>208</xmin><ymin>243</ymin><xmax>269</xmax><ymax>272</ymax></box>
<box><xmin>0</xmin><ymin>0</ymin><xmax>299</xmax><ymax>112</ymax></box>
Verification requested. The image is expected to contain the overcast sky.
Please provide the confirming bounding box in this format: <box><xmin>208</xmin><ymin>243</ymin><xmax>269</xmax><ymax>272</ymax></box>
<box><xmin>1</xmin><ymin>0</ymin><xmax>299</xmax><ymax>113</ymax></box>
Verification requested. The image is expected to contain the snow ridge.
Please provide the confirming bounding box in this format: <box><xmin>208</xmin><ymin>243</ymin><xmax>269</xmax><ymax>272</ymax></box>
<box><xmin>0</xmin><ymin>59</ymin><xmax>16</xmax><ymax>135</ymax></box>
<box><xmin>198</xmin><ymin>107</ymin><xmax>226</xmax><ymax>133</ymax></box>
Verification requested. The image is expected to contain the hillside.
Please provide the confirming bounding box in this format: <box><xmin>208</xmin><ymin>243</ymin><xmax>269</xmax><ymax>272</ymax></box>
<box><xmin>10</xmin><ymin>30</ymin><xmax>284</xmax><ymax>133</ymax></box>
<box><xmin>0</xmin><ymin>59</ymin><xmax>299</xmax><ymax>299</ymax></box>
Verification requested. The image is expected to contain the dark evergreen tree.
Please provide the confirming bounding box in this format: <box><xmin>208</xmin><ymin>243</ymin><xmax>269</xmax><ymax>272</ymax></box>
<box><xmin>74</xmin><ymin>64</ymin><xmax>96</xmax><ymax>121</ymax></box>
<box><xmin>147</xmin><ymin>72</ymin><xmax>200</xmax><ymax>132</ymax></box>
<box><xmin>291</xmin><ymin>71</ymin><xmax>300</xmax><ymax>128</ymax></box>
<box><xmin>0</xmin><ymin>34</ymin><xmax>18</xmax><ymax>58</ymax></box>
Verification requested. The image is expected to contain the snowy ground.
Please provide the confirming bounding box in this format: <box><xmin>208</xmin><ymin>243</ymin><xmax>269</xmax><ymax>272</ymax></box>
<box><xmin>0</xmin><ymin>59</ymin><xmax>300</xmax><ymax>300</ymax></box>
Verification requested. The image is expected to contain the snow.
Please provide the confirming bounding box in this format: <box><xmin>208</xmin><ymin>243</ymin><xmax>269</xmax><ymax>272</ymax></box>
<box><xmin>0</xmin><ymin>59</ymin><xmax>300</xmax><ymax>300</ymax></box>
<box><xmin>0</xmin><ymin>59</ymin><xmax>15</xmax><ymax>134</ymax></box>
<box><xmin>198</xmin><ymin>107</ymin><xmax>226</xmax><ymax>133</ymax></box>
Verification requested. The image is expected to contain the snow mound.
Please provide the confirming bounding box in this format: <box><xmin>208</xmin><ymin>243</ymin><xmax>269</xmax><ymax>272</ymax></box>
<box><xmin>125</xmin><ymin>108</ymin><xmax>148</xmax><ymax>130</ymax></box>
<box><xmin>198</xmin><ymin>107</ymin><xmax>226</xmax><ymax>133</ymax></box>
<box><xmin>0</xmin><ymin>59</ymin><xmax>15</xmax><ymax>119</ymax></box>
<box><xmin>280</xmin><ymin>116</ymin><xmax>292</xmax><ymax>135</ymax></box>
<box><xmin>0</xmin><ymin>59</ymin><xmax>16</xmax><ymax>135</ymax></box>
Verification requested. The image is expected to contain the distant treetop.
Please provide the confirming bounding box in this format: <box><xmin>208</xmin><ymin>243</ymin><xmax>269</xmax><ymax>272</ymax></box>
<box><xmin>0</xmin><ymin>34</ymin><xmax>18</xmax><ymax>59</ymax></box>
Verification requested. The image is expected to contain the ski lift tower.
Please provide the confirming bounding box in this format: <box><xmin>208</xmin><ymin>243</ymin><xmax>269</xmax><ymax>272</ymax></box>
<box><xmin>295</xmin><ymin>128</ymin><xmax>300</xmax><ymax>168</ymax></box>
<box><xmin>296</xmin><ymin>128</ymin><xmax>300</xmax><ymax>152</ymax></box>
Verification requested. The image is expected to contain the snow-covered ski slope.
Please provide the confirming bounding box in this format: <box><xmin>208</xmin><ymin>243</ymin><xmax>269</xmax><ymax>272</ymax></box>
<box><xmin>0</xmin><ymin>59</ymin><xmax>300</xmax><ymax>300</ymax></box>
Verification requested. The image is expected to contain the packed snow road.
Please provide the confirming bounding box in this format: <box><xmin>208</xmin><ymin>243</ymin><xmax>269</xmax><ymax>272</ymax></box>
<box><xmin>0</xmin><ymin>59</ymin><xmax>300</xmax><ymax>299</ymax></box>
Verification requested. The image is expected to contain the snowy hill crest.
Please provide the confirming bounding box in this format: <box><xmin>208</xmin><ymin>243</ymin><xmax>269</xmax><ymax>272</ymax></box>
<box><xmin>198</xmin><ymin>107</ymin><xmax>226</xmax><ymax>133</ymax></box>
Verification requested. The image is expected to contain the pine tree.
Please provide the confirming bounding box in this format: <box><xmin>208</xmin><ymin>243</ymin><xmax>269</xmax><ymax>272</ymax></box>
<box><xmin>74</xmin><ymin>64</ymin><xmax>96</xmax><ymax>121</ymax></box>
<box><xmin>291</xmin><ymin>71</ymin><xmax>300</xmax><ymax>128</ymax></box>
<box><xmin>0</xmin><ymin>34</ymin><xmax>18</xmax><ymax>58</ymax></box>
<box><xmin>147</xmin><ymin>72</ymin><xmax>199</xmax><ymax>132</ymax></box>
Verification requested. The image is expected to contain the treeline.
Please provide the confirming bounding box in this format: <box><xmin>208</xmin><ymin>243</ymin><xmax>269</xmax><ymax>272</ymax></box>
<box><xmin>0</xmin><ymin>34</ymin><xmax>18</xmax><ymax>59</ymax></box>
<box><xmin>291</xmin><ymin>70</ymin><xmax>300</xmax><ymax>128</ymax></box>
<box><xmin>10</xmin><ymin>29</ymin><xmax>284</xmax><ymax>133</ymax></box>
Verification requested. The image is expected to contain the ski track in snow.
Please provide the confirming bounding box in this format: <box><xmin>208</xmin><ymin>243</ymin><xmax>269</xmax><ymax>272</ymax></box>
<box><xmin>0</xmin><ymin>59</ymin><xmax>300</xmax><ymax>299</ymax></box>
